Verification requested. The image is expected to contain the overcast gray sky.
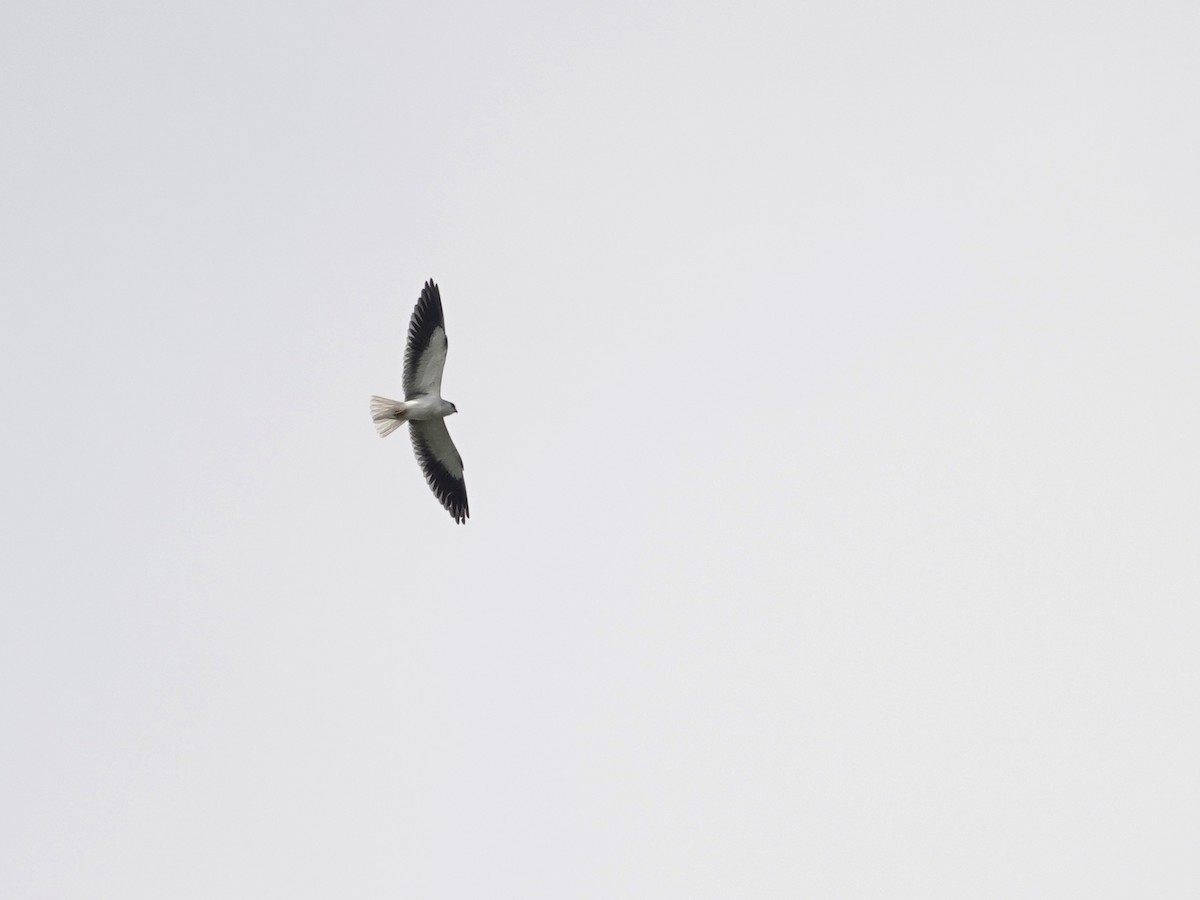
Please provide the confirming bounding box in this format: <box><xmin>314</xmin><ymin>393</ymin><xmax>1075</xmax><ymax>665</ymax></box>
<box><xmin>3</xmin><ymin>0</ymin><xmax>1198</xmax><ymax>896</ymax></box>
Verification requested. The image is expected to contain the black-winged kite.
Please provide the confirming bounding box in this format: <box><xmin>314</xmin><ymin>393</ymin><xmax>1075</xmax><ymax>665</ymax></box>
<box><xmin>371</xmin><ymin>280</ymin><xmax>469</xmax><ymax>523</ymax></box>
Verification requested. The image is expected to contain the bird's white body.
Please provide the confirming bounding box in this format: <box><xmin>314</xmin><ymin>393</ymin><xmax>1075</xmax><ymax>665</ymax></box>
<box><xmin>369</xmin><ymin>393</ymin><xmax>456</xmax><ymax>435</ymax></box>
<box><xmin>400</xmin><ymin>395</ymin><xmax>456</xmax><ymax>421</ymax></box>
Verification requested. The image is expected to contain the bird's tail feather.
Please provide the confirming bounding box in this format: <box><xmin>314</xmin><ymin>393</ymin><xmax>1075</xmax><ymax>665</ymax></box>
<box><xmin>371</xmin><ymin>395</ymin><xmax>407</xmax><ymax>437</ymax></box>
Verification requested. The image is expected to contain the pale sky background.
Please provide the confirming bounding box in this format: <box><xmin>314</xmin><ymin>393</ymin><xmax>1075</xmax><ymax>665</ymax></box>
<box><xmin>2</xmin><ymin>1</ymin><xmax>1198</xmax><ymax>896</ymax></box>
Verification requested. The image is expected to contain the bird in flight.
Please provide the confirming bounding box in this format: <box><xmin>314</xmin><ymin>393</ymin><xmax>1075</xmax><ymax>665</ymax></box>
<box><xmin>371</xmin><ymin>279</ymin><xmax>469</xmax><ymax>523</ymax></box>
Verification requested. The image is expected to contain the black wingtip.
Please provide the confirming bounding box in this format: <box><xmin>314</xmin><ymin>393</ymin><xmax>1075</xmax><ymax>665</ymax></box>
<box><xmin>418</xmin><ymin>279</ymin><xmax>443</xmax><ymax>314</ymax></box>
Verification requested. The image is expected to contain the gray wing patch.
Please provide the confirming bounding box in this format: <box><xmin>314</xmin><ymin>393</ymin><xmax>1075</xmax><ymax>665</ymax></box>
<box><xmin>403</xmin><ymin>280</ymin><xmax>448</xmax><ymax>398</ymax></box>
<box><xmin>410</xmin><ymin>419</ymin><xmax>468</xmax><ymax>523</ymax></box>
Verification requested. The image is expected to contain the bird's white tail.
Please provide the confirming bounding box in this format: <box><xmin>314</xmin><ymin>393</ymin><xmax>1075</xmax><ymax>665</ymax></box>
<box><xmin>371</xmin><ymin>395</ymin><xmax>407</xmax><ymax>437</ymax></box>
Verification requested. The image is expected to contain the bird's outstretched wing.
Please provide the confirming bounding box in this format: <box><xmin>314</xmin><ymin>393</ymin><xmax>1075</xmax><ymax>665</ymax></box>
<box><xmin>410</xmin><ymin>419</ymin><xmax>469</xmax><ymax>523</ymax></box>
<box><xmin>403</xmin><ymin>280</ymin><xmax>448</xmax><ymax>398</ymax></box>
